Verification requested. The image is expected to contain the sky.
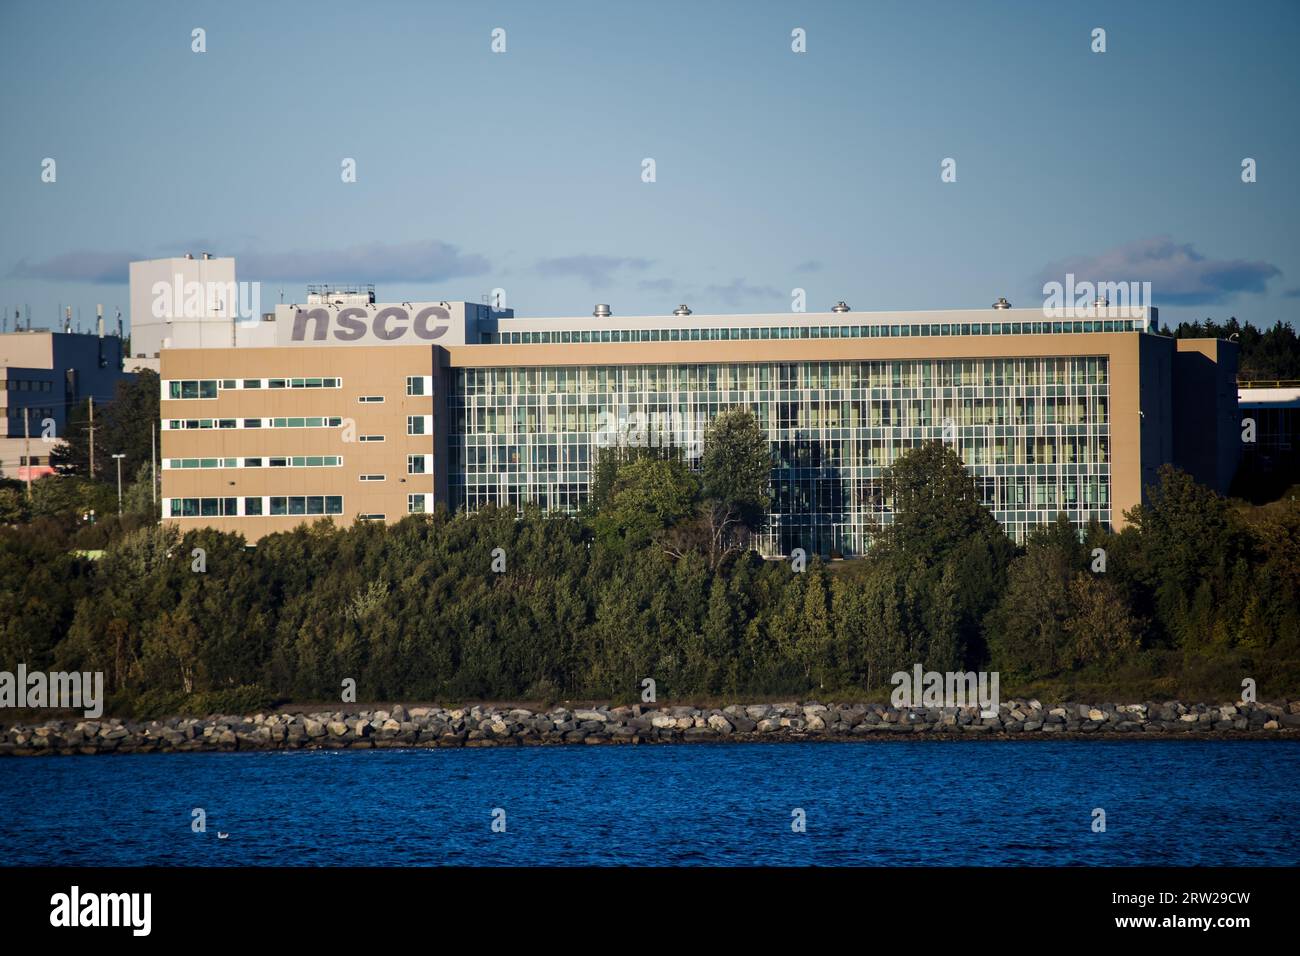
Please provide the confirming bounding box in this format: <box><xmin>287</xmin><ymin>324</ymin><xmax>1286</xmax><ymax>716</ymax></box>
<box><xmin>1</xmin><ymin>0</ymin><xmax>1297</xmax><ymax>335</ymax></box>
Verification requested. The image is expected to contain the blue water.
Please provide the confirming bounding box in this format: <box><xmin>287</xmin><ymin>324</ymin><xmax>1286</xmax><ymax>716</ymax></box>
<box><xmin>1</xmin><ymin>741</ymin><xmax>1297</xmax><ymax>866</ymax></box>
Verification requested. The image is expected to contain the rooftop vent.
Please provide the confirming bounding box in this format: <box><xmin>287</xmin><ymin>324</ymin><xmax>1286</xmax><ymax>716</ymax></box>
<box><xmin>831</xmin><ymin>301</ymin><xmax>851</xmax><ymax>313</ymax></box>
<box><xmin>593</xmin><ymin>303</ymin><xmax>612</xmax><ymax>318</ymax></box>
<box><xmin>992</xmin><ymin>297</ymin><xmax>1012</xmax><ymax>310</ymax></box>
<box><xmin>673</xmin><ymin>304</ymin><xmax>692</xmax><ymax>316</ymax></box>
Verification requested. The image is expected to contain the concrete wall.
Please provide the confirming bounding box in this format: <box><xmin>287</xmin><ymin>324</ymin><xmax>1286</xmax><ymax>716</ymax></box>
<box><xmin>1172</xmin><ymin>338</ymin><xmax>1241</xmax><ymax>494</ymax></box>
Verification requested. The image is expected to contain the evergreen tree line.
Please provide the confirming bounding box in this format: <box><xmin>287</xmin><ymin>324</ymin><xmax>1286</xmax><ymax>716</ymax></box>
<box><xmin>2</xmin><ymin>431</ymin><xmax>1296</xmax><ymax>716</ymax></box>
<box><xmin>1158</xmin><ymin>317</ymin><xmax>1300</xmax><ymax>381</ymax></box>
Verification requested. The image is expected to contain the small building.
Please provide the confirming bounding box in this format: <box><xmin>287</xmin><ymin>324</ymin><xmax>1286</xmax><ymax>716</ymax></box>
<box><xmin>0</xmin><ymin>329</ymin><xmax>131</xmax><ymax>481</ymax></box>
<box><xmin>1237</xmin><ymin>384</ymin><xmax>1300</xmax><ymax>495</ymax></box>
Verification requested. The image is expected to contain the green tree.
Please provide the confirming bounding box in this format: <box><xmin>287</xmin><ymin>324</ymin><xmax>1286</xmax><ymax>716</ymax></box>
<box><xmin>1066</xmin><ymin>573</ymin><xmax>1137</xmax><ymax>668</ymax></box>
<box><xmin>52</xmin><ymin>369</ymin><xmax>159</xmax><ymax>477</ymax></box>
<box><xmin>986</xmin><ymin>532</ymin><xmax>1076</xmax><ymax>677</ymax></box>
<box><xmin>701</xmin><ymin>407</ymin><xmax>771</xmax><ymax>528</ymax></box>
<box><xmin>592</xmin><ymin>455</ymin><xmax>699</xmax><ymax>550</ymax></box>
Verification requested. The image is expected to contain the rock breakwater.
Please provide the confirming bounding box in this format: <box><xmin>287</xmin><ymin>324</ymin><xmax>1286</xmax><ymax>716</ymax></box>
<box><xmin>4</xmin><ymin>698</ymin><xmax>1300</xmax><ymax>755</ymax></box>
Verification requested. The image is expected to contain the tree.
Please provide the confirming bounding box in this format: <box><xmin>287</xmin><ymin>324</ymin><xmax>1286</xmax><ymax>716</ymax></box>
<box><xmin>587</xmin><ymin>441</ymin><xmax>684</xmax><ymax>514</ymax></box>
<box><xmin>52</xmin><ymin>369</ymin><xmax>158</xmax><ymax>477</ymax></box>
<box><xmin>700</xmin><ymin>407</ymin><xmax>771</xmax><ymax>528</ymax></box>
<box><xmin>592</xmin><ymin>455</ymin><xmax>699</xmax><ymax>550</ymax></box>
<box><xmin>1126</xmin><ymin>465</ymin><xmax>1241</xmax><ymax>644</ymax></box>
<box><xmin>878</xmin><ymin>440</ymin><xmax>1005</xmax><ymax>561</ymax></box>
<box><xmin>1066</xmin><ymin>574</ymin><xmax>1137</xmax><ymax>668</ymax></box>
<box><xmin>986</xmin><ymin>532</ymin><xmax>1075</xmax><ymax>677</ymax></box>
<box><xmin>866</xmin><ymin>442</ymin><xmax>1016</xmax><ymax>677</ymax></box>
<box><xmin>122</xmin><ymin>462</ymin><xmax>160</xmax><ymax>518</ymax></box>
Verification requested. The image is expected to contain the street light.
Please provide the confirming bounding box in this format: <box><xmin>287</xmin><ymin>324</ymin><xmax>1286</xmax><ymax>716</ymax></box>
<box><xmin>112</xmin><ymin>453</ymin><xmax>126</xmax><ymax>515</ymax></box>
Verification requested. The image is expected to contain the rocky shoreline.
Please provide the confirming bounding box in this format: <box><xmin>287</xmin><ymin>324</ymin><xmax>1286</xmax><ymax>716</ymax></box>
<box><xmin>4</xmin><ymin>698</ymin><xmax>1300</xmax><ymax>755</ymax></box>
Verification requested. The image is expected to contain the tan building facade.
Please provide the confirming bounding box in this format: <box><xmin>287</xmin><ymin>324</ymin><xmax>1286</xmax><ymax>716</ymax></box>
<box><xmin>161</xmin><ymin>345</ymin><xmax>440</xmax><ymax>537</ymax></box>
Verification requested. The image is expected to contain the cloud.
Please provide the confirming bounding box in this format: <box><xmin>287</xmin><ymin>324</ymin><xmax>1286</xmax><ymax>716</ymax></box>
<box><xmin>702</xmin><ymin>278</ymin><xmax>785</xmax><ymax>308</ymax></box>
<box><xmin>9</xmin><ymin>250</ymin><xmax>140</xmax><ymax>284</ymax></box>
<box><xmin>794</xmin><ymin>259</ymin><xmax>823</xmax><ymax>273</ymax></box>
<box><xmin>535</xmin><ymin>255</ymin><xmax>651</xmax><ymax>289</ymax></box>
<box><xmin>1282</xmin><ymin>287</ymin><xmax>1300</xmax><ymax>299</ymax></box>
<box><xmin>238</xmin><ymin>240</ymin><xmax>490</xmax><ymax>283</ymax></box>
<box><xmin>636</xmin><ymin>277</ymin><xmax>677</xmax><ymax>293</ymax></box>
<box><xmin>9</xmin><ymin>240</ymin><xmax>492</xmax><ymax>287</ymax></box>
<box><xmin>1035</xmin><ymin>237</ymin><xmax>1281</xmax><ymax>305</ymax></box>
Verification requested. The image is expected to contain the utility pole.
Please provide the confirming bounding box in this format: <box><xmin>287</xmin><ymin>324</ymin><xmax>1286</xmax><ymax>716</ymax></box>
<box><xmin>112</xmin><ymin>454</ymin><xmax>125</xmax><ymax>515</ymax></box>
<box><xmin>23</xmin><ymin>408</ymin><xmax>32</xmax><ymax>500</ymax></box>
<box><xmin>87</xmin><ymin>396</ymin><xmax>96</xmax><ymax>479</ymax></box>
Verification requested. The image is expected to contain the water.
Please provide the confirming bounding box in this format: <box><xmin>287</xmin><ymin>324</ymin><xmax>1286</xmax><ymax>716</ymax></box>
<box><xmin>1</xmin><ymin>741</ymin><xmax>1297</xmax><ymax>866</ymax></box>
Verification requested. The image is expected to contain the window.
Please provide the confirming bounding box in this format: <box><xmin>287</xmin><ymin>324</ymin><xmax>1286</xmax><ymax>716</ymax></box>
<box><xmin>167</xmin><ymin>380</ymin><xmax>218</xmax><ymax>399</ymax></box>
<box><xmin>407</xmin><ymin>376</ymin><xmax>432</xmax><ymax>396</ymax></box>
<box><xmin>357</xmin><ymin>513</ymin><xmax>385</xmax><ymax>521</ymax></box>
<box><xmin>266</xmin><ymin>495</ymin><xmax>341</xmax><ymax>517</ymax></box>
<box><xmin>269</xmin><ymin>416</ymin><xmax>342</xmax><ymax>428</ymax></box>
<box><xmin>407</xmin><ymin>454</ymin><xmax>427</xmax><ymax>475</ymax></box>
<box><xmin>408</xmin><ymin>494</ymin><xmax>427</xmax><ymax>514</ymax></box>
<box><xmin>407</xmin><ymin>415</ymin><xmax>427</xmax><ymax>435</ymax></box>
<box><xmin>358</xmin><ymin>395</ymin><xmax>384</xmax><ymax>403</ymax></box>
<box><xmin>167</xmin><ymin>497</ymin><xmax>239</xmax><ymax>517</ymax></box>
<box><xmin>359</xmin><ymin>474</ymin><xmax>385</xmax><ymax>482</ymax></box>
<box><xmin>359</xmin><ymin>434</ymin><xmax>385</xmax><ymax>443</ymax></box>
<box><xmin>244</xmin><ymin>497</ymin><xmax>262</xmax><ymax>515</ymax></box>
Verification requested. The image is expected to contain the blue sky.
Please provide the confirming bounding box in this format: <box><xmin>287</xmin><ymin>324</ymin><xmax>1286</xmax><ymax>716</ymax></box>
<box><xmin>1</xmin><ymin>0</ymin><xmax>1297</xmax><ymax>333</ymax></box>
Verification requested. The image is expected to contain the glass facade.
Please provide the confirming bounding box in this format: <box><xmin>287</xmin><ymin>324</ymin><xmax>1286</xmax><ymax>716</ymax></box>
<box><xmin>448</xmin><ymin>357</ymin><xmax>1111</xmax><ymax>556</ymax></box>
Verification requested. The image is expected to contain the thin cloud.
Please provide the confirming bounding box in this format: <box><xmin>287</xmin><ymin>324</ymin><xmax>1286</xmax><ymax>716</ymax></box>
<box><xmin>794</xmin><ymin>259</ymin><xmax>823</xmax><ymax>273</ymax></box>
<box><xmin>239</xmin><ymin>240</ymin><xmax>490</xmax><ymax>283</ymax></box>
<box><xmin>1035</xmin><ymin>237</ymin><xmax>1281</xmax><ymax>305</ymax></box>
<box><xmin>9</xmin><ymin>240</ymin><xmax>492</xmax><ymax>287</ymax></box>
<box><xmin>701</xmin><ymin>278</ymin><xmax>784</xmax><ymax>309</ymax></box>
<box><xmin>9</xmin><ymin>250</ymin><xmax>140</xmax><ymax>284</ymax></box>
<box><xmin>536</xmin><ymin>255</ymin><xmax>652</xmax><ymax>289</ymax></box>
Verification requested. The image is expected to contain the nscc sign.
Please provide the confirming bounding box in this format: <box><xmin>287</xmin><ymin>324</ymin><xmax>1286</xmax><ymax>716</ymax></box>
<box><xmin>286</xmin><ymin>305</ymin><xmax>451</xmax><ymax>344</ymax></box>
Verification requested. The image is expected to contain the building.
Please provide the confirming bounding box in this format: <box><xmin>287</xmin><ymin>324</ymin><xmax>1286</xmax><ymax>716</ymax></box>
<box><xmin>158</xmin><ymin>288</ymin><xmax>1241</xmax><ymax>556</ymax></box>
<box><xmin>1237</xmin><ymin>383</ymin><xmax>1299</xmax><ymax>492</ymax></box>
<box><xmin>0</xmin><ymin>328</ymin><xmax>130</xmax><ymax>481</ymax></box>
<box><xmin>126</xmin><ymin>254</ymin><xmax>244</xmax><ymax>373</ymax></box>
